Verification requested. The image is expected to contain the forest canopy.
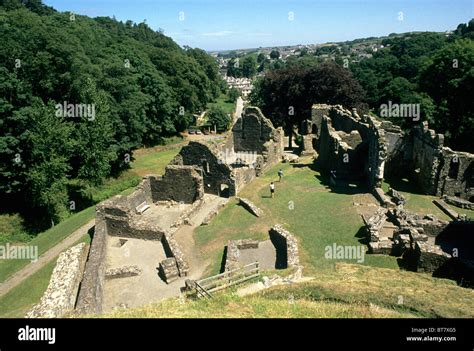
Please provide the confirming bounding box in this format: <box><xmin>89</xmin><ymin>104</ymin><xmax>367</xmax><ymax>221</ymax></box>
<box><xmin>0</xmin><ymin>0</ymin><xmax>224</xmax><ymax>228</ymax></box>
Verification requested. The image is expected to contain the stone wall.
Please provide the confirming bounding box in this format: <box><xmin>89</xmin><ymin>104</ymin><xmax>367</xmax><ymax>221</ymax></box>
<box><xmin>232</xmin><ymin>106</ymin><xmax>284</xmax><ymax>173</ymax></box>
<box><xmin>435</xmin><ymin>148</ymin><xmax>473</xmax><ymax>200</ymax></box>
<box><xmin>171</xmin><ymin>141</ymin><xmax>237</xmax><ymax>197</ymax></box>
<box><xmin>411</xmin><ymin>122</ymin><xmax>473</xmax><ymax>200</ymax></box>
<box><xmin>224</xmin><ymin>239</ymin><xmax>260</xmax><ymax>271</ymax></box>
<box><xmin>27</xmin><ymin>243</ymin><xmax>88</xmax><ymax>318</ymax></box>
<box><xmin>309</xmin><ymin>103</ymin><xmax>474</xmax><ymax>201</ymax></box>
<box><xmin>149</xmin><ymin>165</ymin><xmax>204</xmax><ymax>204</ymax></box>
<box><xmin>269</xmin><ymin>224</ymin><xmax>300</xmax><ymax>268</ymax></box>
<box><xmin>76</xmin><ymin>220</ymin><xmax>108</xmax><ymax>314</ymax></box>
<box><xmin>411</xmin><ymin>122</ymin><xmax>445</xmax><ymax>195</ymax></box>
<box><xmin>162</xmin><ymin>231</ymin><xmax>190</xmax><ymax>277</ymax></box>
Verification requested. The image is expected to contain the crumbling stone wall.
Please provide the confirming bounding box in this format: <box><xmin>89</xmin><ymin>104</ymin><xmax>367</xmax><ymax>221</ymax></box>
<box><xmin>232</xmin><ymin>106</ymin><xmax>284</xmax><ymax>173</ymax></box>
<box><xmin>76</xmin><ymin>219</ymin><xmax>108</xmax><ymax>314</ymax></box>
<box><xmin>171</xmin><ymin>141</ymin><xmax>236</xmax><ymax>197</ymax></box>
<box><xmin>309</xmin><ymin>104</ymin><xmax>474</xmax><ymax>201</ymax></box>
<box><xmin>224</xmin><ymin>239</ymin><xmax>260</xmax><ymax>271</ymax></box>
<box><xmin>436</xmin><ymin>148</ymin><xmax>473</xmax><ymax>200</ymax></box>
<box><xmin>161</xmin><ymin>231</ymin><xmax>190</xmax><ymax>277</ymax></box>
<box><xmin>269</xmin><ymin>225</ymin><xmax>300</xmax><ymax>268</ymax></box>
<box><xmin>410</xmin><ymin>122</ymin><xmax>474</xmax><ymax>200</ymax></box>
<box><xmin>27</xmin><ymin>243</ymin><xmax>88</xmax><ymax>318</ymax></box>
<box><xmin>149</xmin><ymin>165</ymin><xmax>204</xmax><ymax>204</ymax></box>
<box><xmin>411</xmin><ymin>122</ymin><xmax>445</xmax><ymax>195</ymax></box>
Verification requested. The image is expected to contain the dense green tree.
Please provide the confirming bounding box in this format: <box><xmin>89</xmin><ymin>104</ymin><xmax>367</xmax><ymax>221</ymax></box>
<box><xmin>420</xmin><ymin>39</ymin><xmax>474</xmax><ymax>151</ymax></box>
<box><xmin>207</xmin><ymin>106</ymin><xmax>231</xmax><ymax>131</ymax></box>
<box><xmin>241</xmin><ymin>55</ymin><xmax>257</xmax><ymax>78</ymax></box>
<box><xmin>227</xmin><ymin>87</ymin><xmax>240</xmax><ymax>102</ymax></box>
<box><xmin>0</xmin><ymin>1</ymin><xmax>223</xmax><ymax>228</ymax></box>
<box><xmin>250</xmin><ymin>61</ymin><xmax>366</xmax><ymax>147</ymax></box>
<box><xmin>270</xmin><ymin>50</ymin><xmax>280</xmax><ymax>59</ymax></box>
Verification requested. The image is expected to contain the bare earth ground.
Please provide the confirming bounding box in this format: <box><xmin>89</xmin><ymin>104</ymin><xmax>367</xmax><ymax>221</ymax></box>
<box><xmin>0</xmin><ymin>219</ymin><xmax>95</xmax><ymax>298</ymax></box>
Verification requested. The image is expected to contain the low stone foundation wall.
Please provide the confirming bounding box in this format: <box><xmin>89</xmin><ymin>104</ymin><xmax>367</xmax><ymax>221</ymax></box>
<box><xmin>105</xmin><ymin>265</ymin><xmax>142</xmax><ymax>280</ymax></box>
<box><xmin>27</xmin><ymin>243</ymin><xmax>88</xmax><ymax>318</ymax></box>
<box><xmin>159</xmin><ymin>258</ymin><xmax>180</xmax><ymax>284</ymax></box>
<box><xmin>236</xmin><ymin>197</ymin><xmax>263</xmax><ymax>217</ymax></box>
<box><xmin>413</xmin><ymin>241</ymin><xmax>451</xmax><ymax>273</ymax></box>
<box><xmin>373</xmin><ymin>188</ymin><xmax>395</xmax><ymax>208</ymax></box>
<box><xmin>76</xmin><ymin>220</ymin><xmax>108</xmax><ymax>315</ymax></box>
<box><xmin>443</xmin><ymin>195</ymin><xmax>474</xmax><ymax>211</ymax></box>
<box><xmin>162</xmin><ymin>232</ymin><xmax>189</xmax><ymax>277</ymax></box>
<box><xmin>433</xmin><ymin>199</ymin><xmax>459</xmax><ymax>220</ymax></box>
<box><xmin>269</xmin><ymin>225</ymin><xmax>300</xmax><ymax>268</ymax></box>
<box><xmin>224</xmin><ymin>239</ymin><xmax>260</xmax><ymax>271</ymax></box>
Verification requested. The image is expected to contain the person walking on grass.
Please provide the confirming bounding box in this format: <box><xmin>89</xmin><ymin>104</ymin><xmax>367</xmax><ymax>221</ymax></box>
<box><xmin>270</xmin><ymin>182</ymin><xmax>275</xmax><ymax>198</ymax></box>
<box><xmin>278</xmin><ymin>169</ymin><xmax>283</xmax><ymax>182</ymax></box>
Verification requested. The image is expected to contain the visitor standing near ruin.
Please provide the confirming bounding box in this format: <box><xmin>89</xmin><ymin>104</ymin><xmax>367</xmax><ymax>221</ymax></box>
<box><xmin>278</xmin><ymin>169</ymin><xmax>283</xmax><ymax>182</ymax></box>
<box><xmin>270</xmin><ymin>182</ymin><xmax>275</xmax><ymax>198</ymax></box>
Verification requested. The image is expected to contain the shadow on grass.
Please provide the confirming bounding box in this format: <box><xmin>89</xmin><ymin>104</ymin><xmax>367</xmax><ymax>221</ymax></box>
<box><xmin>384</xmin><ymin>176</ymin><xmax>426</xmax><ymax>196</ymax></box>
<box><xmin>354</xmin><ymin>226</ymin><xmax>369</xmax><ymax>245</ymax></box>
<box><xmin>290</xmin><ymin>160</ymin><xmax>369</xmax><ymax>195</ymax></box>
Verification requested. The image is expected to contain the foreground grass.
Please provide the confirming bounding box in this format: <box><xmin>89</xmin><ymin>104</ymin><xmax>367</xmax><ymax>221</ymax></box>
<box><xmin>104</xmin><ymin>263</ymin><xmax>473</xmax><ymax>318</ymax></box>
<box><xmin>195</xmin><ymin>158</ymin><xmax>398</xmax><ymax>276</ymax></box>
<box><xmin>261</xmin><ymin>263</ymin><xmax>474</xmax><ymax>318</ymax></box>
<box><xmin>103</xmin><ymin>292</ymin><xmax>413</xmax><ymax>319</ymax></box>
<box><xmin>0</xmin><ymin>234</ymin><xmax>91</xmax><ymax>318</ymax></box>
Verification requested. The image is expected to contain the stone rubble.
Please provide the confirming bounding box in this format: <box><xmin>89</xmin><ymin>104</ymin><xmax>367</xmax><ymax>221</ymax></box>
<box><xmin>105</xmin><ymin>265</ymin><xmax>142</xmax><ymax>280</ymax></box>
<box><xmin>26</xmin><ymin>243</ymin><xmax>88</xmax><ymax>318</ymax></box>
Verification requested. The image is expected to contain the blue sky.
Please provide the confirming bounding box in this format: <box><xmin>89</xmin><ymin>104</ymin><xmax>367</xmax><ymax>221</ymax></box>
<box><xmin>43</xmin><ymin>0</ymin><xmax>473</xmax><ymax>51</ymax></box>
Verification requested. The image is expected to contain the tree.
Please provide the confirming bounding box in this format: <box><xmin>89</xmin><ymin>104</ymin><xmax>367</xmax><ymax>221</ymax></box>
<box><xmin>21</xmin><ymin>100</ymin><xmax>72</xmax><ymax>226</ymax></box>
<box><xmin>227</xmin><ymin>87</ymin><xmax>240</xmax><ymax>102</ymax></box>
<box><xmin>241</xmin><ymin>55</ymin><xmax>257</xmax><ymax>78</ymax></box>
<box><xmin>227</xmin><ymin>57</ymin><xmax>242</xmax><ymax>77</ymax></box>
<box><xmin>257</xmin><ymin>52</ymin><xmax>266</xmax><ymax>63</ymax></box>
<box><xmin>0</xmin><ymin>3</ymin><xmax>223</xmax><ymax>229</ymax></box>
<box><xmin>420</xmin><ymin>39</ymin><xmax>474</xmax><ymax>151</ymax></box>
<box><xmin>270</xmin><ymin>50</ymin><xmax>280</xmax><ymax>59</ymax></box>
<box><xmin>207</xmin><ymin>106</ymin><xmax>231</xmax><ymax>131</ymax></box>
<box><xmin>251</xmin><ymin>61</ymin><xmax>366</xmax><ymax>148</ymax></box>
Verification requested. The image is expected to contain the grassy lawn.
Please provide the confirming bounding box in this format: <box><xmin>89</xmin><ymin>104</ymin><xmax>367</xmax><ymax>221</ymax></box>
<box><xmin>195</xmin><ymin>158</ymin><xmax>399</xmax><ymax>277</ymax></box>
<box><xmin>260</xmin><ymin>263</ymin><xmax>474</xmax><ymax>318</ymax></box>
<box><xmin>0</xmin><ymin>234</ymin><xmax>91</xmax><ymax>318</ymax></box>
<box><xmin>0</xmin><ymin>144</ymin><xmax>182</xmax><ymax>283</ymax></box>
<box><xmin>104</xmin><ymin>262</ymin><xmax>474</xmax><ymax>318</ymax></box>
<box><xmin>206</xmin><ymin>94</ymin><xmax>236</xmax><ymax>116</ymax></box>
